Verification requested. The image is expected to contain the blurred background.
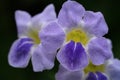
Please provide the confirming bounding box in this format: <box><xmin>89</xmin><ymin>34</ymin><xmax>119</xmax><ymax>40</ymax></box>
<box><xmin>0</xmin><ymin>0</ymin><xmax>120</xmax><ymax>80</ymax></box>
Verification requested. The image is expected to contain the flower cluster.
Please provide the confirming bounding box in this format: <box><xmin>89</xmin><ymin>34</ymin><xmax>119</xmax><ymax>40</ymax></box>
<box><xmin>8</xmin><ymin>0</ymin><xmax>120</xmax><ymax>80</ymax></box>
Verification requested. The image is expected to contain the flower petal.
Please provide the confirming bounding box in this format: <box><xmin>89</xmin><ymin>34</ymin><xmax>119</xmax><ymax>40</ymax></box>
<box><xmin>83</xmin><ymin>11</ymin><xmax>108</xmax><ymax>36</ymax></box>
<box><xmin>88</xmin><ymin>37</ymin><xmax>113</xmax><ymax>65</ymax></box>
<box><xmin>31</xmin><ymin>45</ymin><xmax>56</xmax><ymax>72</ymax></box>
<box><xmin>58</xmin><ymin>1</ymin><xmax>85</xmax><ymax>28</ymax></box>
<box><xmin>86</xmin><ymin>72</ymin><xmax>97</xmax><ymax>80</ymax></box>
<box><xmin>15</xmin><ymin>10</ymin><xmax>31</xmax><ymax>37</ymax></box>
<box><xmin>31</xmin><ymin>4</ymin><xmax>56</xmax><ymax>29</ymax></box>
<box><xmin>96</xmin><ymin>72</ymin><xmax>108</xmax><ymax>80</ymax></box>
<box><xmin>40</xmin><ymin>22</ymin><xmax>65</xmax><ymax>53</ymax></box>
<box><xmin>106</xmin><ymin>59</ymin><xmax>120</xmax><ymax>80</ymax></box>
<box><xmin>55</xmin><ymin>65</ymin><xmax>84</xmax><ymax>80</ymax></box>
<box><xmin>8</xmin><ymin>38</ymin><xmax>33</xmax><ymax>68</ymax></box>
<box><xmin>57</xmin><ymin>41</ymin><xmax>88</xmax><ymax>71</ymax></box>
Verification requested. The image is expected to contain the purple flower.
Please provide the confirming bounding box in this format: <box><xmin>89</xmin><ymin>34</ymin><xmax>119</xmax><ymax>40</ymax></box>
<box><xmin>56</xmin><ymin>0</ymin><xmax>112</xmax><ymax>71</ymax></box>
<box><xmin>55</xmin><ymin>1</ymin><xmax>120</xmax><ymax>80</ymax></box>
<box><xmin>8</xmin><ymin>4</ymin><xmax>65</xmax><ymax>72</ymax></box>
<box><xmin>105</xmin><ymin>59</ymin><xmax>120</xmax><ymax>80</ymax></box>
<box><xmin>55</xmin><ymin>65</ymin><xmax>84</xmax><ymax>80</ymax></box>
<box><xmin>56</xmin><ymin>58</ymin><xmax>120</xmax><ymax>80</ymax></box>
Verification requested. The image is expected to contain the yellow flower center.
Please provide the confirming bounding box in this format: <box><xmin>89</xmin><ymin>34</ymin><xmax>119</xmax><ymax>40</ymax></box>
<box><xmin>66</xmin><ymin>28</ymin><xmax>89</xmax><ymax>45</ymax></box>
<box><xmin>66</xmin><ymin>28</ymin><xmax>104</xmax><ymax>74</ymax></box>
<box><xmin>27</xmin><ymin>28</ymin><xmax>40</xmax><ymax>44</ymax></box>
<box><xmin>84</xmin><ymin>62</ymin><xmax>105</xmax><ymax>74</ymax></box>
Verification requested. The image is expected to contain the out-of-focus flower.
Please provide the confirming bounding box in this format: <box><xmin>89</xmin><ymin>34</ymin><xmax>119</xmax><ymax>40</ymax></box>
<box><xmin>56</xmin><ymin>58</ymin><xmax>120</xmax><ymax>80</ymax></box>
<box><xmin>8</xmin><ymin>4</ymin><xmax>65</xmax><ymax>72</ymax></box>
<box><xmin>56</xmin><ymin>0</ymin><xmax>112</xmax><ymax>71</ymax></box>
<box><xmin>105</xmin><ymin>59</ymin><xmax>120</xmax><ymax>80</ymax></box>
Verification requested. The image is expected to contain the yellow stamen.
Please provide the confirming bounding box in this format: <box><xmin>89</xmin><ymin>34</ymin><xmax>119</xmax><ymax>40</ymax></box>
<box><xmin>27</xmin><ymin>29</ymin><xmax>40</xmax><ymax>44</ymax></box>
<box><xmin>84</xmin><ymin>62</ymin><xmax>105</xmax><ymax>74</ymax></box>
<box><xmin>66</xmin><ymin>28</ymin><xmax>89</xmax><ymax>45</ymax></box>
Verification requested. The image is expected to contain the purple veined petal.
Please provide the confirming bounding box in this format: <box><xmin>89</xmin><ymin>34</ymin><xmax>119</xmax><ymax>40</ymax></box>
<box><xmin>15</xmin><ymin>10</ymin><xmax>31</xmax><ymax>37</ymax></box>
<box><xmin>40</xmin><ymin>22</ymin><xmax>65</xmax><ymax>53</ymax></box>
<box><xmin>57</xmin><ymin>41</ymin><xmax>88</xmax><ymax>71</ymax></box>
<box><xmin>55</xmin><ymin>65</ymin><xmax>84</xmax><ymax>80</ymax></box>
<box><xmin>87</xmin><ymin>37</ymin><xmax>113</xmax><ymax>65</ymax></box>
<box><xmin>83</xmin><ymin>11</ymin><xmax>108</xmax><ymax>37</ymax></box>
<box><xmin>105</xmin><ymin>59</ymin><xmax>120</xmax><ymax>80</ymax></box>
<box><xmin>31</xmin><ymin>44</ymin><xmax>56</xmax><ymax>72</ymax></box>
<box><xmin>86</xmin><ymin>72</ymin><xmax>97</xmax><ymax>80</ymax></box>
<box><xmin>58</xmin><ymin>0</ymin><xmax>85</xmax><ymax>29</ymax></box>
<box><xmin>96</xmin><ymin>72</ymin><xmax>108</xmax><ymax>80</ymax></box>
<box><xmin>31</xmin><ymin>4</ymin><xmax>56</xmax><ymax>29</ymax></box>
<box><xmin>8</xmin><ymin>38</ymin><xmax>33</xmax><ymax>68</ymax></box>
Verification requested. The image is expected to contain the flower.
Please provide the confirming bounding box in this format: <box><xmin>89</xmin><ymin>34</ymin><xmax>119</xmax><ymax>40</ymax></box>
<box><xmin>8</xmin><ymin>4</ymin><xmax>65</xmax><ymax>72</ymax></box>
<box><xmin>55</xmin><ymin>58</ymin><xmax>120</xmax><ymax>80</ymax></box>
<box><xmin>55</xmin><ymin>1</ymin><xmax>120</xmax><ymax>80</ymax></box>
<box><xmin>55</xmin><ymin>65</ymin><xmax>84</xmax><ymax>80</ymax></box>
<box><xmin>56</xmin><ymin>0</ymin><xmax>112</xmax><ymax>71</ymax></box>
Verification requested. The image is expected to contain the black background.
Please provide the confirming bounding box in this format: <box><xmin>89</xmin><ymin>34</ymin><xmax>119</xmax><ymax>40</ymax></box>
<box><xmin>0</xmin><ymin>0</ymin><xmax>120</xmax><ymax>80</ymax></box>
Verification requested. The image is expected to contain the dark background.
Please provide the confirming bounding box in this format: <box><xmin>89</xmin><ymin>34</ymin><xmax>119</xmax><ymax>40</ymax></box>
<box><xmin>0</xmin><ymin>0</ymin><xmax>120</xmax><ymax>80</ymax></box>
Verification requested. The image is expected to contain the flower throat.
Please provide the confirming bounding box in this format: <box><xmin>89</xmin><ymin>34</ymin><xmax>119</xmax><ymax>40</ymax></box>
<box><xmin>66</xmin><ymin>28</ymin><xmax>89</xmax><ymax>45</ymax></box>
